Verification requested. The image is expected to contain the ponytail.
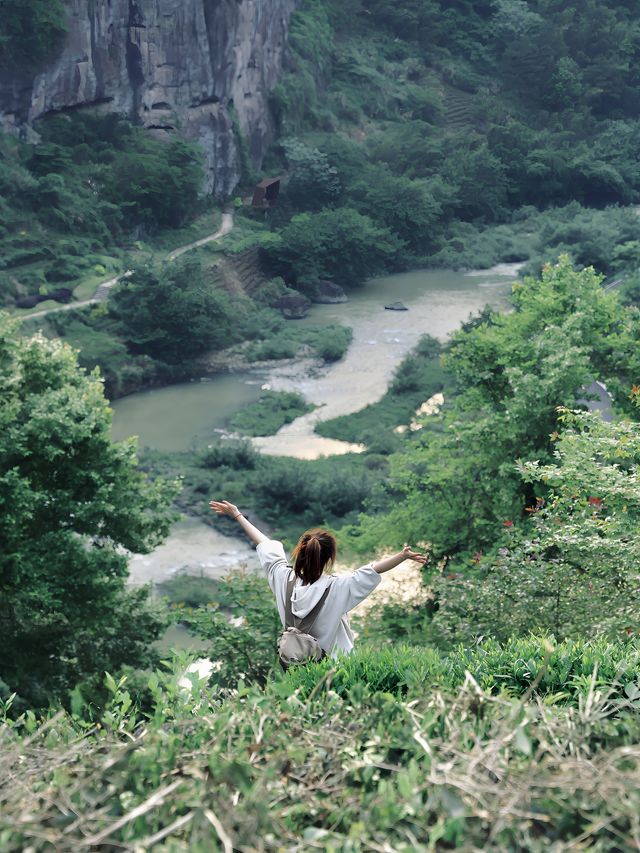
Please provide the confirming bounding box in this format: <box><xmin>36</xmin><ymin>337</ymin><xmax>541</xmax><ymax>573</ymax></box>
<box><xmin>292</xmin><ymin>528</ymin><xmax>337</xmax><ymax>584</ymax></box>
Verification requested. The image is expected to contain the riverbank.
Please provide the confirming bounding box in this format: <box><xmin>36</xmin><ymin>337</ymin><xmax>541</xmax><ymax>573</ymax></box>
<box><xmin>120</xmin><ymin>261</ymin><xmax>518</xmax><ymax>583</ymax></box>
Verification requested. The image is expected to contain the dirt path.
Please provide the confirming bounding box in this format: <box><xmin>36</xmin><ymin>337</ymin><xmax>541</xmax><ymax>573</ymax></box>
<box><xmin>167</xmin><ymin>211</ymin><xmax>234</xmax><ymax>260</ymax></box>
<box><xmin>22</xmin><ymin>211</ymin><xmax>234</xmax><ymax>321</ymax></box>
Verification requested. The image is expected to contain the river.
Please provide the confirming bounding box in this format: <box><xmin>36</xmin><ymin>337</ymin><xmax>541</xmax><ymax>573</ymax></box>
<box><xmin>115</xmin><ymin>263</ymin><xmax>518</xmax><ymax>584</ymax></box>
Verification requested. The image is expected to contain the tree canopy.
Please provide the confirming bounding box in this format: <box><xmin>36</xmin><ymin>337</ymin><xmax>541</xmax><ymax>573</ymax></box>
<box><xmin>354</xmin><ymin>258</ymin><xmax>640</xmax><ymax>557</ymax></box>
<box><xmin>0</xmin><ymin>0</ymin><xmax>66</xmax><ymax>69</ymax></box>
<box><xmin>109</xmin><ymin>257</ymin><xmax>235</xmax><ymax>364</ymax></box>
<box><xmin>0</xmin><ymin>314</ymin><xmax>177</xmax><ymax>707</ymax></box>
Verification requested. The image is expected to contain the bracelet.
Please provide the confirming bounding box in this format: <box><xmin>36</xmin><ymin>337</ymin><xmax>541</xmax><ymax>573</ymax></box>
<box><xmin>233</xmin><ymin>513</ymin><xmax>243</xmax><ymax>520</ymax></box>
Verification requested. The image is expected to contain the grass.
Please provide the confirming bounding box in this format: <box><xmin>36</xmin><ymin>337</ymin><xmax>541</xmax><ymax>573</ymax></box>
<box><xmin>228</xmin><ymin>390</ymin><xmax>315</xmax><ymax>436</ymax></box>
<box><xmin>284</xmin><ymin>636</ymin><xmax>640</xmax><ymax>703</ymax></box>
<box><xmin>245</xmin><ymin>323</ymin><xmax>353</xmax><ymax>363</ymax></box>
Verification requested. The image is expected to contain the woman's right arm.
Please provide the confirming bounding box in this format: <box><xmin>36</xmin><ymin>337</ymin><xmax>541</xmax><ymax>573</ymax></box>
<box><xmin>372</xmin><ymin>544</ymin><xmax>427</xmax><ymax>574</ymax></box>
<box><xmin>209</xmin><ymin>499</ymin><xmax>269</xmax><ymax>546</ymax></box>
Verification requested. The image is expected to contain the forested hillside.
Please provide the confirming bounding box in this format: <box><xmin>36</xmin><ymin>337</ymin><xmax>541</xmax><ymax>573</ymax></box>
<box><xmin>262</xmin><ymin>0</ymin><xmax>640</xmax><ymax>285</ymax></box>
<box><xmin>3</xmin><ymin>1</ymin><xmax>640</xmax><ymax>849</ymax></box>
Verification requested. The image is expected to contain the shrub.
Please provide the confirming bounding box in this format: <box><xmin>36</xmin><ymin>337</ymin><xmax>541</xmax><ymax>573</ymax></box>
<box><xmin>178</xmin><ymin>571</ymin><xmax>281</xmax><ymax>687</ymax></box>
<box><xmin>284</xmin><ymin>636</ymin><xmax>640</xmax><ymax>705</ymax></box>
<box><xmin>157</xmin><ymin>574</ymin><xmax>221</xmax><ymax>609</ymax></box>
<box><xmin>201</xmin><ymin>439</ymin><xmax>258</xmax><ymax>470</ymax></box>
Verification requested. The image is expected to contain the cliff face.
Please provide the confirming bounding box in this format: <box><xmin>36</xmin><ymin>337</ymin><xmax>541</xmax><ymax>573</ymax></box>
<box><xmin>0</xmin><ymin>0</ymin><xmax>296</xmax><ymax>195</ymax></box>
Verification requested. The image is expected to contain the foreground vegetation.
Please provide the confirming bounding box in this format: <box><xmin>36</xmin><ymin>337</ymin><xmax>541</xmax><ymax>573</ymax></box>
<box><xmin>3</xmin><ymin>636</ymin><xmax>640</xmax><ymax>851</ymax></box>
<box><xmin>5</xmin><ymin>1</ymin><xmax>640</xmax><ymax>845</ymax></box>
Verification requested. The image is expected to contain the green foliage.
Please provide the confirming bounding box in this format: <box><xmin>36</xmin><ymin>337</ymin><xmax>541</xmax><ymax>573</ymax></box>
<box><xmin>0</xmin><ymin>115</ymin><xmax>203</xmax><ymax>304</ymax></box>
<box><xmin>104</xmin><ymin>137</ymin><xmax>203</xmax><ymax>231</ymax></box>
<box><xmin>4</xmin><ymin>638</ymin><xmax>640</xmax><ymax>849</ymax></box>
<box><xmin>353</xmin><ymin>258</ymin><xmax>640</xmax><ymax>560</ymax></box>
<box><xmin>245</xmin><ymin>322</ymin><xmax>352</xmax><ymax>363</ymax></box>
<box><xmin>0</xmin><ymin>314</ymin><xmax>178</xmax><ymax>707</ymax></box>
<box><xmin>109</xmin><ymin>257</ymin><xmax>235</xmax><ymax>364</ymax></box>
<box><xmin>316</xmin><ymin>335</ymin><xmax>447</xmax><ymax>449</ymax></box>
<box><xmin>280</xmin><ymin>137</ymin><xmax>341</xmax><ymax>211</ymax></box>
<box><xmin>201</xmin><ymin>438</ymin><xmax>258</xmax><ymax>471</ymax></box>
<box><xmin>349</xmin><ymin>165</ymin><xmax>443</xmax><ymax>253</ymax></box>
<box><xmin>228</xmin><ymin>390</ymin><xmax>315</xmax><ymax>436</ymax></box>
<box><xmin>0</xmin><ymin>0</ymin><xmax>66</xmax><ymax>69</ymax></box>
<box><xmin>284</xmin><ymin>636</ymin><xmax>640</xmax><ymax>703</ymax></box>
<box><xmin>177</xmin><ymin>572</ymin><xmax>281</xmax><ymax>687</ymax></box>
<box><xmin>265</xmin><ymin>0</ymin><xmax>640</xmax><ymax>291</ymax></box>
<box><xmin>429</xmin><ymin>410</ymin><xmax>640</xmax><ymax>646</ymax></box>
<box><xmin>157</xmin><ymin>574</ymin><xmax>221</xmax><ymax>609</ymax></box>
<box><xmin>42</xmin><ymin>308</ymin><xmax>171</xmax><ymax>400</ymax></box>
<box><xmin>266</xmin><ymin>207</ymin><xmax>403</xmax><ymax>287</ymax></box>
<box><xmin>269</xmin><ymin>1</ymin><xmax>334</xmax><ymax>133</ymax></box>
<box><xmin>149</xmin><ymin>441</ymin><xmax>379</xmax><ymax>545</ymax></box>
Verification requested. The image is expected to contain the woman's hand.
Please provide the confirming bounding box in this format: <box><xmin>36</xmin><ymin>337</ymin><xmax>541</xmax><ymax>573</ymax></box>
<box><xmin>208</xmin><ymin>499</ymin><xmax>268</xmax><ymax>546</ymax></box>
<box><xmin>373</xmin><ymin>544</ymin><xmax>428</xmax><ymax>574</ymax></box>
<box><xmin>401</xmin><ymin>544</ymin><xmax>428</xmax><ymax>565</ymax></box>
<box><xmin>209</xmin><ymin>499</ymin><xmax>241</xmax><ymax>519</ymax></box>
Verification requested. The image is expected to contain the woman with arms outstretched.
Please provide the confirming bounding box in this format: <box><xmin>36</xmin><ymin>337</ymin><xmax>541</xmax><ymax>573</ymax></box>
<box><xmin>209</xmin><ymin>499</ymin><xmax>427</xmax><ymax>658</ymax></box>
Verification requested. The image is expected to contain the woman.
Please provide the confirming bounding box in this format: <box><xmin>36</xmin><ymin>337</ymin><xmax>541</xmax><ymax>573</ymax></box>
<box><xmin>209</xmin><ymin>499</ymin><xmax>427</xmax><ymax>657</ymax></box>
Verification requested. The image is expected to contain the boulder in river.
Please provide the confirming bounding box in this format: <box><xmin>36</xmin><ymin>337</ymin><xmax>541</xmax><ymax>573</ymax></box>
<box><xmin>308</xmin><ymin>279</ymin><xmax>347</xmax><ymax>304</ymax></box>
<box><xmin>385</xmin><ymin>301</ymin><xmax>409</xmax><ymax>311</ymax></box>
<box><xmin>277</xmin><ymin>292</ymin><xmax>312</xmax><ymax>319</ymax></box>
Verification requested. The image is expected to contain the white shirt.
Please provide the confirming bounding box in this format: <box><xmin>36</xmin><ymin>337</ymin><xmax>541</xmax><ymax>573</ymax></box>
<box><xmin>256</xmin><ymin>539</ymin><xmax>381</xmax><ymax>656</ymax></box>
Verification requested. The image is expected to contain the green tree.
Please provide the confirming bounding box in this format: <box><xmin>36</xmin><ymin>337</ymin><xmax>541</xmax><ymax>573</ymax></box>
<box><xmin>353</xmin><ymin>258</ymin><xmax>636</xmax><ymax>558</ymax></box>
<box><xmin>109</xmin><ymin>257</ymin><xmax>235</xmax><ymax>364</ymax></box>
<box><xmin>0</xmin><ymin>314</ymin><xmax>177</xmax><ymax>707</ymax></box>
<box><xmin>266</xmin><ymin>206</ymin><xmax>404</xmax><ymax>287</ymax></box>
<box><xmin>429</xmin><ymin>409</ymin><xmax>640</xmax><ymax>646</ymax></box>
<box><xmin>281</xmin><ymin>137</ymin><xmax>342</xmax><ymax>211</ymax></box>
<box><xmin>350</xmin><ymin>165</ymin><xmax>442</xmax><ymax>251</ymax></box>
<box><xmin>105</xmin><ymin>138</ymin><xmax>203</xmax><ymax>230</ymax></box>
<box><xmin>0</xmin><ymin>0</ymin><xmax>66</xmax><ymax>69</ymax></box>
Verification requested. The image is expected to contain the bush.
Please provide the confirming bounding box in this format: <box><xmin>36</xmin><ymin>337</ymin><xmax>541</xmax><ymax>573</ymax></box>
<box><xmin>178</xmin><ymin>571</ymin><xmax>281</xmax><ymax>687</ymax></box>
<box><xmin>284</xmin><ymin>636</ymin><xmax>640</xmax><ymax>704</ymax></box>
<box><xmin>4</xmin><ymin>654</ymin><xmax>640</xmax><ymax>850</ymax></box>
<box><xmin>201</xmin><ymin>439</ymin><xmax>258</xmax><ymax>470</ymax></box>
<box><xmin>0</xmin><ymin>0</ymin><xmax>66</xmax><ymax>69</ymax></box>
<box><xmin>109</xmin><ymin>257</ymin><xmax>235</xmax><ymax>364</ymax></box>
<box><xmin>157</xmin><ymin>574</ymin><xmax>221</xmax><ymax>609</ymax></box>
<box><xmin>44</xmin><ymin>255</ymin><xmax>84</xmax><ymax>282</ymax></box>
<box><xmin>314</xmin><ymin>325</ymin><xmax>352</xmax><ymax>361</ymax></box>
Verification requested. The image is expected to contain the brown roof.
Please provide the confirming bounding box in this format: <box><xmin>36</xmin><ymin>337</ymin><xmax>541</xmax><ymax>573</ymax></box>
<box><xmin>255</xmin><ymin>176</ymin><xmax>281</xmax><ymax>188</ymax></box>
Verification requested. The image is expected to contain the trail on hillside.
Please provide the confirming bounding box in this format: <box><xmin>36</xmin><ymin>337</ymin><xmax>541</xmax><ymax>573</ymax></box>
<box><xmin>23</xmin><ymin>212</ymin><xmax>235</xmax><ymax>322</ymax></box>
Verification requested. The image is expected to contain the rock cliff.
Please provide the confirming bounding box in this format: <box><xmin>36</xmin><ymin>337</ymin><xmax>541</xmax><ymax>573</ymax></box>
<box><xmin>0</xmin><ymin>0</ymin><xmax>296</xmax><ymax>195</ymax></box>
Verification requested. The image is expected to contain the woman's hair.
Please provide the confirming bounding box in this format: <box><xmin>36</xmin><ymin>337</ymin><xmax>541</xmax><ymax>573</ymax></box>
<box><xmin>291</xmin><ymin>528</ymin><xmax>337</xmax><ymax>585</ymax></box>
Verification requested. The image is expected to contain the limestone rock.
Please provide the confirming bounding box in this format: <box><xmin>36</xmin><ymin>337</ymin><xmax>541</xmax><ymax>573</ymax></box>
<box><xmin>277</xmin><ymin>293</ymin><xmax>311</xmax><ymax>320</ymax></box>
<box><xmin>0</xmin><ymin>0</ymin><xmax>296</xmax><ymax>196</ymax></box>
<box><xmin>308</xmin><ymin>280</ymin><xmax>347</xmax><ymax>304</ymax></box>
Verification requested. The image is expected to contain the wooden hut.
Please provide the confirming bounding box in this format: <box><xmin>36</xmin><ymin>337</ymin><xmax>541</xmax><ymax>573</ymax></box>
<box><xmin>251</xmin><ymin>176</ymin><xmax>281</xmax><ymax>208</ymax></box>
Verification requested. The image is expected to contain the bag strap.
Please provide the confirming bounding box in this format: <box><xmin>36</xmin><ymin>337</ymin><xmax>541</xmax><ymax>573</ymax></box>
<box><xmin>284</xmin><ymin>570</ymin><xmax>331</xmax><ymax>634</ymax></box>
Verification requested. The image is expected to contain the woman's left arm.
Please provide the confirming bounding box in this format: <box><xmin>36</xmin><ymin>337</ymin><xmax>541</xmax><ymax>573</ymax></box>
<box><xmin>372</xmin><ymin>544</ymin><xmax>427</xmax><ymax>574</ymax></box>
<box><xmin>209</xmin><ymin>499</ymin><xmax>269</xmax><ymax>546</ymax></box>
